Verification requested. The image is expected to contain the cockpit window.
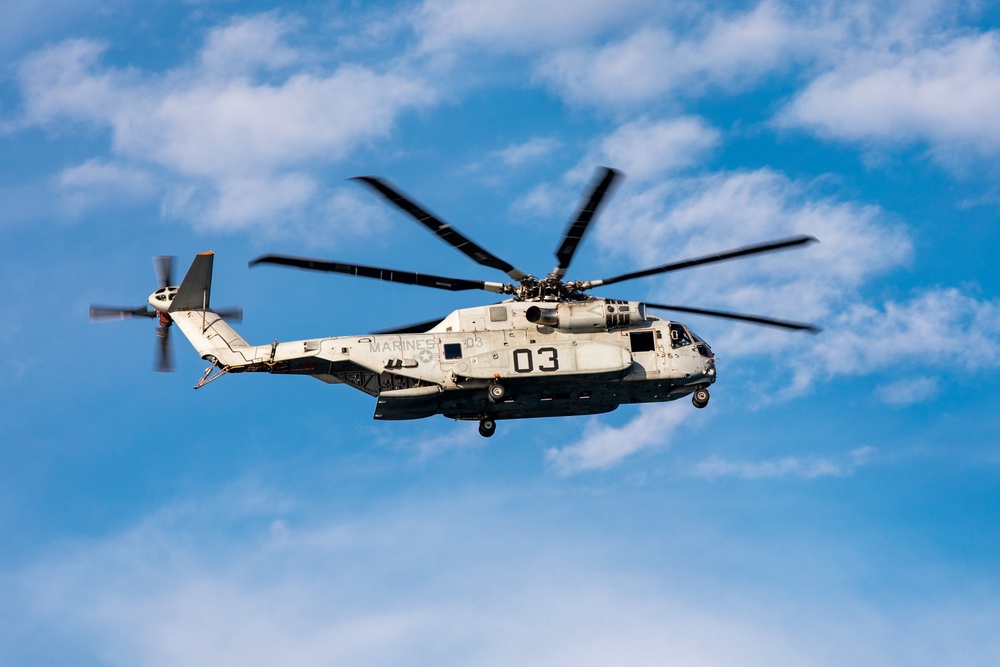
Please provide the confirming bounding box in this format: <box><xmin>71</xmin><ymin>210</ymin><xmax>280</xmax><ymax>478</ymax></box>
<box><xmin>668</xmin><ymin>323</ymin><xmax>692</xmax><ymax>349</ymax></box>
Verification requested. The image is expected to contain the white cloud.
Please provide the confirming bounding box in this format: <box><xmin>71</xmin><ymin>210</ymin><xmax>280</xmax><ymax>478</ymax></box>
<box><xmin>535</xmin><ymin>2</ymin><xmax>814</xmax><ymax>108</ymax></box>
<box><xmin>57</xmin><ymin>158</ymin><xmax>156</xmax><ymax>215</ymax></box>
<box><xmin>594</xmin><ymin>168</ymin><xmax>911</xmax><ymax>323</ymax></box>
<box><xmin>874</xmin><ymin>376</ymin><xmax>940</xmax><ymax>406</ymax></box>
<box><xmin>169</xmin><ymin>173</ymin><xmax>318</xmax><ymax>231</ymax></box>
<box><xmin>586</xmin><ymin>116</ymin><xmax>720</xmax><ymax>183</ymax></box>
<box><xmin>198</xmin><ymin>13</ymin><xmax>302</xmax><ymax>77</ymax></box>
<box><xmin>545</xmin><ymin>402</ymin><xmax>692</xmax><ymax>473</ymax></box>
<box><xmin>15</xmin><ymin>16</ymin><xmax>437</xmax><ymax>232</ymax></box>
<box><xmin>490</xmin><ymin>136</ymin><xmax>562</xmax><ymax>167</ymax></box>
<box><xmin>688</xmin><ymin>446</ymin><xmax>875</xmax><ymax>480</ymax></box>
<box><xmin>807</xmin><ymin>288</ymin><xmax>1000</xmax><ymax>379</ymax></box>
<box><xmin>415</xmin><ymin>0</ymin><xmax>656</xmax><ymax>54</ymax></box>
<box><xmin>0</xmin><ymin>0</ymin><xmax>106</xmax><ymax>60</ymax></box>
<box><xmin>7</xmin><ymin>477</ymin><xmax>1000</xmax><ymax>666</ymax></box>
<box><xmin>779</xmin><ymin>32</ymin><xmax>1000</xmax><ymax>162</ymax></box>
<box><xmin>514</xmin><ymin>116</ymin><xmax>719</xmax><ymax>223</ymax></box>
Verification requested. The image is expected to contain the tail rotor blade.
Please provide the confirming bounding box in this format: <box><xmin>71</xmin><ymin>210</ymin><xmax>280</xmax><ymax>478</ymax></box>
<box><xmin>154</xmin><ymin>256</ymin><xmax>175</xmax><ymax>289</ymax></box>
<box><xmin>155</xmin><ymin>325</ymin><xmax>175</xmax><ymax>372</ymax></box>
<box><xmin>90</xmin><ymin>305</ymin><xmax>156</xmax><ymax>321</ymax></box>
<box><xmin>214</xmin><ymin>306</ymin><xmax>243</xmax><ymax>323</ymax></box>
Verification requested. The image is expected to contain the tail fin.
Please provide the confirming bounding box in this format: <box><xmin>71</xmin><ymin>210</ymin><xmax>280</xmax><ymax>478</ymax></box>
<box><xmin>168</xmin><ymin>252</ymin><xmax>251</xmax><ymax>366</ymax></box>
<box><xmin>170</xmin><ymin>251</ymin><xmax>215</xmax><ymax>312</ymax></box>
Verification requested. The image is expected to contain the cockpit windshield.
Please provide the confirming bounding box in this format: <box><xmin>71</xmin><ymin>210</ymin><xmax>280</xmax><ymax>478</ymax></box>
<box><xmin>668</xmin><ymin>323</ymin><xmax>691</xmax><ymax>349</ymax></box>
<box><xmin>669</xmin><ymin>322</ymin><xmax>714</xmax><ymax>358</ymax></box>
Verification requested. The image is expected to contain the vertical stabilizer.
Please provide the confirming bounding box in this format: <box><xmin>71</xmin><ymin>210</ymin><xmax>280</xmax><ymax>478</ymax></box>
<box><xmin>168</xmin><ymin>252</ymin><xmax>251</xmax><ymax>366</ymax></box>
<box><xmin>169</xmin><ymin>251</ymin><xmax>214</xmax><ymax>312</ymax></box>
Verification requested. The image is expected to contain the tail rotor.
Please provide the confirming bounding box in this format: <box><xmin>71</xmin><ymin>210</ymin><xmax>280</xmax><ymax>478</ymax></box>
<box><xmin>89</xmin><ymin>256</ymin><xmax>179</xmax><ymax>372</ymax></box>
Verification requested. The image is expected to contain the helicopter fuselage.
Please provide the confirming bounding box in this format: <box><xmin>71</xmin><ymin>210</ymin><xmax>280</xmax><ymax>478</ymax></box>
<box><xmin>171</xmin><ymin>296</ymin><xmax>716</xmax><ymax>426</ymax></box>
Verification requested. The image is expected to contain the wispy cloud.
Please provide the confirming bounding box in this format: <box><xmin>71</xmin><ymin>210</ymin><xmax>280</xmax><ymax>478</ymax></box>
<box><xmin>535</xmin><ymin>1</ymin><xmax>817</xmax><ymax>108</ymax></box>
<box><xmin>583</xmin><ymin>116</ymin><xmax>720</xmax><ymax>183</ymax></box>
<box><xmin>874</xmin><ymin>376</ymin><xmax>940</xmax><ymax>406</ymax></box>
<box><xmin>593</xmin><ymin>166</ymin><xmax>910</xmax><ymax>317</ymax></box>
<box><xmin>13</xmin><ymin>16</ymin><xmax>437</xmax><ymax>233</ymax></box>
<box><xmin>805</xmin><ymin>288</ymin><xmax>1000</xmax><ymax>380</ymax></box>
<box><xmin>7</xmin><ymin>475</ymin><xmax>999</xmax><ymax>666</ymax></box>
<box><xmin>687</xmin><ymin>446</ymin><xmax>876</xmax><ymax>480</ymax></box>
<box><xmin>545</xmin><ymin>402</ymin><xmax>693</xmax><ymax>473</ymax></box>
<box><xmin>778</xmin><ymin>32</ymin><xmax>1000</xmax><ymax>164</ymax></box>
<box><xmin>490</xmin><ymin>136</ymin><xmax>563</xmax><ymax>167</ymax></box>
<box><xmin>414</xmin><ymin>0</ymin><xmax>655</xmax><ymax>55</ymax></box>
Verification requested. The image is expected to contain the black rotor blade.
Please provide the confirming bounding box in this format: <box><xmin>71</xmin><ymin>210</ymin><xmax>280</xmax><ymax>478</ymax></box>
<box><xmin>645</xmin><ymin>302</ymin><xmax>821</xmax><ymax>333</ymax></box>
<box><xmin>90</xmin><ymin>305</ymin><xmax>157</xmax><ymax>321</ymax></box>
<box><xmin>249</xmin><ymin>254</ymin><xmax>506</xmax><ymax>293</ymax></box>
<box><xmin>155</xmin><ymin>326</ymin><xmax>174</xmax><ymax>372</ymax></box>
<box><xmin>593</xmin><ymin>235</ymin><xmax>818</xmax><ymax>289</ymax></box>
<box><xmin>553</xmin><ymin>167</ymin><xmax>620</xmax><ymax>276</ymax></box>
<box><xmin>154</xmin><ymin>256</ymin><xmax>175</xmax><ymax>289</ymax></box>
<box><xmin>352</xmin><ymin>176</ymin><xmax>529</xmax><ymax>281</ymax></box>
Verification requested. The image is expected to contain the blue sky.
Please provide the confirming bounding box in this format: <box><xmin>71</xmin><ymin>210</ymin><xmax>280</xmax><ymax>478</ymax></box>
<box><xmin>2</xmin><ymin>1</ymin><xmax>999</xmax><ymax>664</ymax></box>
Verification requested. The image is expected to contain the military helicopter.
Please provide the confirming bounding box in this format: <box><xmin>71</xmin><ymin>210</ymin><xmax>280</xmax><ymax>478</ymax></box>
<box><xmin>91</xmin><ymin>167</ymin><xmax>819</xmax><ymax>437</ymax></box>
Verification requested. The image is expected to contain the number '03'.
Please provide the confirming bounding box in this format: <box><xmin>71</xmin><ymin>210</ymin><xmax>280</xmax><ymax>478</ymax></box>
<box><xmin>513</xmin><ymin>348</ymin><xmax>559</xmax><ymax>373</ymax></box>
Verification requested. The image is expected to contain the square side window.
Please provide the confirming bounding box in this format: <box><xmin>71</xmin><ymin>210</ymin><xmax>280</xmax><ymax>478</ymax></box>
<box><xmin>443</xmin><ymin>343</ymin><xmax>463</xmax><ymax>360</ymax></box>
<box><xmin>629</xmin><ymin>331</ymin><xmax>656</xmax><ymax>352</ymax></box>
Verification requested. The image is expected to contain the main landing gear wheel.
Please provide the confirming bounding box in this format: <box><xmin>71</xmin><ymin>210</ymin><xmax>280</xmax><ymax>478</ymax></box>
<box><xmin>479</xmin><ymin>418</ymin><xmax>497</xmax><ymax>438</ymax></box>
<box><xmin>488</xmin><ymin>382</ymin><xmax>506</xmax><ymax>402</ymax></box>
<box><xmin>692</xmin><ymin>388</ymin><xmax>710</xmax><ymax>409</ymax></box>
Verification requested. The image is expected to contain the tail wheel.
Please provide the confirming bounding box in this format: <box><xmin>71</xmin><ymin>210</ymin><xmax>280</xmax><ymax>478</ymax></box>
<box><xmin>692</xmin><ymin>388</ymin><xmax>710</xmax><ymax>409</ymax></box>
<box><xmin>479</xmin><ymin>418</ymin><xmax>497</xmax><ymax>437</ymax></box>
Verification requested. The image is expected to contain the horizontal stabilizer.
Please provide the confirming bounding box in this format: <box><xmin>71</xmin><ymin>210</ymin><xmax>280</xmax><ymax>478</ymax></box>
<box><xmin>170</xmin><ymin>252</ymin><xmax>214</xmax><ymax>312</ymax></box>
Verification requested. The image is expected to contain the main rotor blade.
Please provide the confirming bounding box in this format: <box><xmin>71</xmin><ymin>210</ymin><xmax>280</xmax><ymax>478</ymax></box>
<box><xmin>644</xmin><ymin>302</ymin><xmax>821</xmax><ymax>333</ymax></box>
<box><xmin>154</xmin><ymin>256</ymin><xmax>175</xmax><ymax>289</ymax></box>
<box><xmin>592</xmin><ymin>235</ymin><xmax>818</xmax><ymax>289</ymax></box>
<box><xmin>155</xmin><ymin>326</ymin><xmax>174</xmax><ymax>372</ymax></box>
<box><xmin>249</xmin><ymin>254</ymin><xmax>507</xmax><ymax>293</ymax></box>
<box><xmin>90</xmin><ymin>305</ymin><xmax>157</xmax><ymax>321</ymax></box>
<box><xmin>552</xmin><ymin>167</ymin><xmax>620</xmax><ymax>278</ymax></box>
<box><xmin>351</xmin><ymin>176</ymin><xmax>529</xmax><ymax>281</ymax></box>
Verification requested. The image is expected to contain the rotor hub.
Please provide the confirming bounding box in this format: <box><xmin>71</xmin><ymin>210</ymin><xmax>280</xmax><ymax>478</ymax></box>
<box><xmin>148</xmin><ymin>286</ymin><xmax>178</xmax><ymax>312</ymax></box>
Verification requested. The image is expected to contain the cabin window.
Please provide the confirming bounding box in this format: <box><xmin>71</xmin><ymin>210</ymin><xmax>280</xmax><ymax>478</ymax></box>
<box><xmin>489</xmin><ymin>306</ymin><xmax>507</xmax><ymax>322</ymax></box>
<box><xmin>629</xmin><ymin>330</ymin><xmax>656</xmax><ymax>352</ymax></box>
<box><xmin>443</xmin><ymin>343</ymin><xmax>463</xmax><ymax>360</ymax></box>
